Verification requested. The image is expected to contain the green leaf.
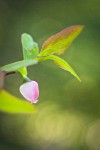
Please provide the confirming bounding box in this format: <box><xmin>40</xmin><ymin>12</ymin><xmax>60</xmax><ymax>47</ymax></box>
<box><xmin>1</xmin><ymin>59</ymin><xmax>38</xmax><ymax>72</ymax></box>
<box><xmin>37</xmin><ymin>55</ymin><xmax>81</xmax><ymax>81</ymax></box>
<box><xmin>21</xmin><ymin>33</ymin><xmax>39</xmax><ymax>59</ymax></box>
<box><xmin>39</xmin><ymin>25</ymin><xmax>84</xmax><ymax>56</ymax></box>
<box><xmin>0</xmin><ymin>90</ymin><xmax>36</xmax><ymax>113</ymax></box>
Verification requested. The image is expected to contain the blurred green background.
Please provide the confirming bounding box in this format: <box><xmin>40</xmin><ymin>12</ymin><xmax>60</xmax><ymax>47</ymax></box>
<box><xmin>0</xmin><ymin>0</ymin><xmax>100</xmax><ymax>150</ymax></box>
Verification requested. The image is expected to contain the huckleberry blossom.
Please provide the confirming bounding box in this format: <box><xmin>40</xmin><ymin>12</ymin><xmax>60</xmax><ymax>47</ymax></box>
<box><xmin>19</xmin><ymin>81</ymin><xmax>39</xmax><ymax>103</ymax></box>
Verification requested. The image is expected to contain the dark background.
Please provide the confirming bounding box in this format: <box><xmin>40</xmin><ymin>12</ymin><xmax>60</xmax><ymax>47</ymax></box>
<box><xmin>0</xmin><ymin>0</ymin><xmax>100</xmax><ymax>150</ymax></box>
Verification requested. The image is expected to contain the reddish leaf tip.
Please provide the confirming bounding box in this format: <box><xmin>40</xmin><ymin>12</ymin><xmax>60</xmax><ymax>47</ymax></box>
<box><xmin>40</xmin><ymin>25</ymin><xmax>84</xmax><ymax>56</ymax></box>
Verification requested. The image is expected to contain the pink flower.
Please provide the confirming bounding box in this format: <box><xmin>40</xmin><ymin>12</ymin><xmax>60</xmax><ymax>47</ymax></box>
<box><xmin>19</xmin><ymin>81</ymin><xmax>39</xmax><ymax>103</ymax></box>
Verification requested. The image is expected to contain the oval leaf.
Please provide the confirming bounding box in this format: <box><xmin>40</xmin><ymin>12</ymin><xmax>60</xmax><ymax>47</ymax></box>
<box><xmin>37</xmin><ymin>55</ymin><xmax>81</xmax><ymax>81</ymax></box>
<box><xmin>40</xmin><ymin>25</ymin><xmax>84</xmax><ymax>56</ymax></box>
<box><xmin>1</xmin><ymin>59</ymin><xmax>38</xmax><ymax>72</ymax></box>
<box><xmin>0</xmin><ymin>90</ymin><xmax>36</xmax><ymax>113</ymax></box>
<box><xmin>21</xmin><ymin>33</ymin><xmax>39</xmax><ymax>59</ymax></box>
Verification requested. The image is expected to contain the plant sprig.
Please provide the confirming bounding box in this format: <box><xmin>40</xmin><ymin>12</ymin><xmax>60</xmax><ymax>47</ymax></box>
<box><xmin>1</xmin><ymin>25</ymin><xmax>84</xmax><ymax>81</ymax></box>
<box><xmin>0</xmin><ymin>25</ymin><xmax>84</xmax><ymax>113</ymax></box>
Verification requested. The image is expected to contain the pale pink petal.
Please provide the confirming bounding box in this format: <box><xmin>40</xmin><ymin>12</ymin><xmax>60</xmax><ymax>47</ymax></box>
<box><xmin>19</xmin><ymin>81</ymin><xmax>39</xmax><ymax>103</ymax></box>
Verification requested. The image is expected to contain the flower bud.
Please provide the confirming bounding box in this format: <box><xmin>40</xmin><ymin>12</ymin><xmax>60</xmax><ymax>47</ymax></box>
<box><xmin>19</xmin><ymin>81</ymin><xmax>39</xmax><ymax>103</ymax></box>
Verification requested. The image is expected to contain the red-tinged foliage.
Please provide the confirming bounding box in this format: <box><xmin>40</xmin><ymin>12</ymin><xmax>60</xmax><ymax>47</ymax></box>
<box><xmin>40</xmin><ymin>25</ymin><xmax>84</xmax><ymax>56</ymax></box>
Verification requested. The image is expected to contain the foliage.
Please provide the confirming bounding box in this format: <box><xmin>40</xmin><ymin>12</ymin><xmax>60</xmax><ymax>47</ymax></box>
<box><xmin>0</xmin><ymin>90</ymin><xmax>36</xmax><ymax>113</ymax></box>
<box><xmin>0</xmin><ymin>25</ymin><xmax>84</xmax><ymax>113</ymax></box>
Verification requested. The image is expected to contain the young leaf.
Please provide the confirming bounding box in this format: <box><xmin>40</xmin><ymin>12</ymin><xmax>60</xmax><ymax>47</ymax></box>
<box><xmin>39</xmin><ymin>25</ymin><xmax>84</xmax><ymax>56</ymax></box>
<box><xmin>21</xmin><ymin>33</ymin><xmax>39</xmax><ymax>59</ymax></box>
<box><xmin>1</xmin><ymin>59</ymin><xmax>38</xmax><ymax>72</ymax></box>
<box><xmin>37</xmin><ymin>55</ymin><xmax>81</xmax><ymax>81</ymax></box>
<box><xmin>0</xmin><ymin>90</ymin><xmax>36</xmax><ymax>113</ymax></box>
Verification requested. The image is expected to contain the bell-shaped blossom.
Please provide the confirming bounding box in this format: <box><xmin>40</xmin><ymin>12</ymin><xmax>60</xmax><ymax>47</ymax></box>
<box><xmin>19</xmin><ymin>81</ymin><xmax>39</xmax><ymax>103</ymax></box>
